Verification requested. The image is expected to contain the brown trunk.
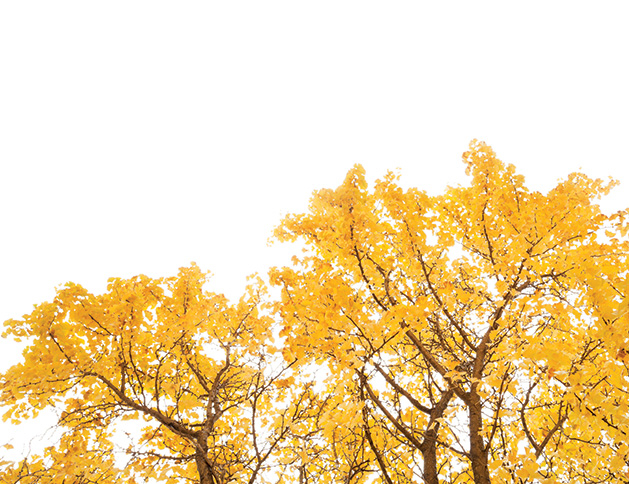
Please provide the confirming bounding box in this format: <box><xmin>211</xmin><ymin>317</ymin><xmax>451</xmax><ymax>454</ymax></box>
<box><xmin>195</xmin><ymin>432</ymin><xmax>216</xmax><ymax>484</ymax></box>
<box><xmin>421</xmin><ymin>389</ymin><xmax>453</xmax><ymax>484</ymax></box>
<box><xmin>196</xmin><ymin>450</ymin><xmax>214</xmax><ymax>484</ymax></box>
<box><xmin>468</xmin><ymin>392</ymin><xmax>491</xmax><ymax>484</ymax></box>
<box><xmin>421</xmin><ymin>432</ymin><xmax>439</xmax><ymax>484</ymax></box>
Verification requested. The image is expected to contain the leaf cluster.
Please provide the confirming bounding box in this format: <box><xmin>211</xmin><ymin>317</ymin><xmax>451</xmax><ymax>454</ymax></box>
<box><xmin>2</xmin><ymin>141</ymin><xmax>629</xmax><ymax>484</ymax></box>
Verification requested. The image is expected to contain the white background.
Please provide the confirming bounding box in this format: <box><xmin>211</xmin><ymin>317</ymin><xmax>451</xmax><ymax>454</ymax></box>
<box><xmin>1</xmin><ymin>0</ymin><xmax>628</xmax><ymax>448</ymax></box>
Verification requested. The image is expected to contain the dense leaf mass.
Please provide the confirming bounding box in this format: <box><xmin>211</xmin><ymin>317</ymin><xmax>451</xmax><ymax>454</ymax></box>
<box><xmin>2</xmin><ymin>141</ymin><xmax>629</xmax><ymax>483</ymax></box>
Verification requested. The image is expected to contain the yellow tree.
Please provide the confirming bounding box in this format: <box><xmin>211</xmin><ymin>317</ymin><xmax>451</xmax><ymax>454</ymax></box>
<box><xmin>270</xmin><ymin>141</ymin><xmax>629</xmax><ymax>484</ymax></box>
<box><xmin>0</xmin><ymin>264</ymin><xmax>308</xmax><ymax>484</ymax></box>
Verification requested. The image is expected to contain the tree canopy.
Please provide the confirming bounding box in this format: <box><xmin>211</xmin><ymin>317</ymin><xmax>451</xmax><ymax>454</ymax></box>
<box><xmin>2</xmin><ymin>141</ymin><xmax>629</xmax><ymax>483</ymax></box>
<box><xmin>0</xmin><ymin>266</ymin><xmax>313</xmax><ymax>483</ymax></box>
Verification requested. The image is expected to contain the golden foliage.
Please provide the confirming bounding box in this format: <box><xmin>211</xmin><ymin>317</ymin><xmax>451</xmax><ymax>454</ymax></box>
<box><xmin>1</xmin><ymin>265</ymin><xmax>307</xmax><ymax>484</ymax></box>
<box><xmin>271</xmin><ymin>140</ymin><xmax>629</xmax><ymax>484</ymax></box>
<box><xmin>2</xmin><ymin>141</ymin><xmax>629</xmax><ymax>483</ymax></box>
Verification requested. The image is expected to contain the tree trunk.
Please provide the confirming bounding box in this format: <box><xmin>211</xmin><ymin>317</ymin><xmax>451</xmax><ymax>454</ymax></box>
<box><xmin>468</xmin><ymin>392</ymin><xmax>491</xmax><ymax>484</ymax></box>
<box><xmin>196</xmin><ymin>450</ymin><xmax>215</xmax><ymax>484</ymax></box>
<box><xmin>421</xmin><ymin>389</ymin><xmax>453</xmax><ymax>484</ymax></box>
<box><xmin>421</xmin><ymin>434</ymin><xmax>439</xmax><ymax>484</ymax></box>
<box><xmin>195</xmin><ymin>432</ymin><xmax>216</xmax><ymax>484</ymax></box>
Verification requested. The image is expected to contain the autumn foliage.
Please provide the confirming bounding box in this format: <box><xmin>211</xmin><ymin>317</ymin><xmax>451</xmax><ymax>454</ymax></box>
<box><xmin>2</xmin><ymin>141</ymin><xmax>629</xmax><ymax>483</ymax></box>
<box><xmin>0</xmin><ymin>267</ymin><xmax>311</xmax><ymax>483</ymax></box>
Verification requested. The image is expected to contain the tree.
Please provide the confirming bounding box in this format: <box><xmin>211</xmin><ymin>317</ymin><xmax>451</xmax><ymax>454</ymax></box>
<box><xmin>270</xmin><ymin>140</ymin><xmax>629</xmax><ymax>483</ymax></box>
<box><xmin>0</xmin><ymin>264</ymin><xmax>309</xmax><ymax>484</ymax></box>
<box><xmin>3</xmin><ymin>141</ymin><xmax>629</xmax><ymax>484</ymax></box>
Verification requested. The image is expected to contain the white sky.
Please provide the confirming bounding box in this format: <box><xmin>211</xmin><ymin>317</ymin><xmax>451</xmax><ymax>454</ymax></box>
<box><xmin>1</xmin><ymin>1</ymin><xmax>628</xmax><ymax>377</ymax></box>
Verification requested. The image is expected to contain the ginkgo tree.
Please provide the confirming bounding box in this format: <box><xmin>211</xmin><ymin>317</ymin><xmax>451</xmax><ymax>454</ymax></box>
<box><xmin>0</xmin><ymin>264</ymin><xmax>313</xmax><ymax>484</ymax></box>
<box><xmin>2</xmin><ymin>141</ymin><xmax>629</xmax><ymax>484</ymax></box>
<box><xmin>270</xmin><ymin>140</ymin><xmax>629</xmax><ymax>484</ymax></box>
